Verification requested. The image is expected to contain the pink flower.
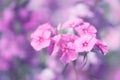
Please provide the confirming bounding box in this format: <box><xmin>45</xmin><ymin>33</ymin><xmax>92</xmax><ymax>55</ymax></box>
<box><xmin>50</xmin><ymin>34</ymin><xmax>78</xmax><ymax>63</ymax></box>
<box><xmin>62</xmin><ymin>18</ymin><xmax>83</xmax><ymax>29</ymax></box>
<box><xmin>74</xmin><ymin>22</ymin><xmax>97</xmax><ymax>36</ymax></box>
<box><xmin>31</xmin><ymin>23</ymin><xmax>53</xmax><ymax>51</ymax></box>
<box><xmin>96</xmin><ymin>40</ymin><xmax>108</xmax><ymax>55</ymax></box>
<box><xmin>75</xmin><ymin>35</ymin><xmax>97</xmax><ymax>52</ymax></box>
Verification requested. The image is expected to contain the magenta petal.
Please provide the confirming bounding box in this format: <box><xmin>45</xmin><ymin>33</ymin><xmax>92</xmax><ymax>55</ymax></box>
<box><xmin>96</xmin><ymin>40</ymin><xmax>108</xmax><ymax>55</ymax></box>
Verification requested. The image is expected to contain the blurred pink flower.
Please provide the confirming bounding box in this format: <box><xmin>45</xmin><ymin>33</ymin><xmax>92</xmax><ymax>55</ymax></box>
<box><xmin>18</xmin><ymin>8</ymin><xmax>29</xmax><ymax>21</ymax></box>
<box><xmin>2</xmin><ymin>8</ymin><xmax>14</xmax><ymax>24</ymax></box>
<box><xmin>0</xmin><ymin>59</ymin><xmax>9</xmax><ymax>71</ymax></box>
<box><xmin>96</xmin><ymin>40</ymin><xmax>108</xmax><ymax>55</ymax></box>
<box><xmin>24</xmin><ymin>12</ymin><xmax>41</xmax><ymax>30</ymax></box>
<box><xmin>31</xmin><ymin>23</ymin><xmax>53</xmax><ymax>51</ymax></box>
<box><xmin>50</xmin><ymin>34</ymin><xmax>78</xmax><ymax>63</ymax></box>
<box><xmin>75</xmin><ymin>35</ymin><xmax>97</xmax><ymax>52</ymax></box>
<box><xmin>114</xmin><ymin>69</ymin><xmax>120</xmax><ymax>80</ymax></box>
<box><xmin>0</xmin><ymin>33</ymin><xmax>25</xmax><ymax>60</ymax></box>
<box><xmin>0</xmin><ymin>8</ymin><xmax>14</xmax><ymax>31</ymax></box>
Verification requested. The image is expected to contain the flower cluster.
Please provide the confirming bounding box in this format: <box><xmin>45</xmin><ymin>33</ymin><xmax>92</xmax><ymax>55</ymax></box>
<box><xmin>31</xmin><ymin>18</ymin><xmax>108</xmax><ymax>63</ymax></box>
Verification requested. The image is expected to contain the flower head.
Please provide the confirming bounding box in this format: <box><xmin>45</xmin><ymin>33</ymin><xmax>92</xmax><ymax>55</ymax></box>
<box><xmin>31</xmin><ymin>23</ymin><xmax>53</xmax><ymax>51</ymax></box>
<box><xmin>30</xmin><ymin>18</ymin><xmax>108</xmax><ymax>63</ymax></box>
<box><xmin>50</xmin><ymin>34</ymin><xmax>78</xmax><ymax>63</ymax></box>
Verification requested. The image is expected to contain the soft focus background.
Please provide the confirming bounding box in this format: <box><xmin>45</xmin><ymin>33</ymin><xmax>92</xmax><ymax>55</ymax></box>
<box><xmin>0</xmin><ymin>0</ymin><xmax>120</xmax><ymax>80</ymax></box>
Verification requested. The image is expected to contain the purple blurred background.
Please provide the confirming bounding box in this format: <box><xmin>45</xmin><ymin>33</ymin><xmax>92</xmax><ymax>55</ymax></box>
<box><xmin>0</xmin><ymin>0</ymin><xmax>120</xmax><ymax>80</ymax></box>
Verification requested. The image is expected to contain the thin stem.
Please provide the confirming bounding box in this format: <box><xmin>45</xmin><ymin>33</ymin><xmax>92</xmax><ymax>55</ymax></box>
<box><xmin>62</xmin><ymin>63</ymin><xmax>68</xmax><ymax>74</ymax></box>
<box><xmin>96</xmin><ymin>45</ymin><xmax>104</xmax><ymax>55</ymax></box>
<box><xmin>72</xmin><ymin>61</ymin><xmax>79</xmax><ymax>80</ymax></box>
<box><xmin>80</xmin><ymin>53</ymin><xmax>88</xmax><ymax>70</ymax></box>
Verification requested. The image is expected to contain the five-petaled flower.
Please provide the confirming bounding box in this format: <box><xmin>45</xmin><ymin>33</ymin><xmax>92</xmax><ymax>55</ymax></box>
<box><xmin>31</xmin><ymin>23</ymin><xmax>53</xmax><ymax>51</ymax></box>
<box><xmin>50</xmin><ymin>34</ymin><xmax>78</xmax><ymax>63</ymax></box>
<box><xmin>75</xmin><ymin>35</ymin><xmax>97</xmax><ymax>52</ymax></box>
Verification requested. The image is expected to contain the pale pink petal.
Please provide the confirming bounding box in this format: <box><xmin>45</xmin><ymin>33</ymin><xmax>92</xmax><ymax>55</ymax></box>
<box><xmin>38</xmin><ymin>23</ymin><xmax>52</xmax><ymax>30</ymax></box>
<box><xmin>43</xmin><ymin>30</ymin><xmax>51</xmax><ymax>39</ymax></box>
<box><xmin>75</xmin><ymin>38</ymin><xmax>85</xmax><ymax>52</ymax></box>
<box><xmin>49</xmin><ymin>35</ymin><xmax>61</xmax><ymax>56</ymax></box>
<box><xmin>31</xmin><ymin>39</ymin><xmax>50</xmax><ymax>51</ymax></box>
<box><xmin>31</xmin><ymin>29</ymin><xmax>42</xmax><ymax>38</ymax></box>
<box><xmin>31</xmin><ymin>39</ymin><xmax>42</xmax><ymax>51</ymax></box>
<box><xmin>67</xmin><ymin>42</ymin><xmax>75</xmax><ymax>49</ymax></box>
<box><xmin>41</xmin><ymin>40</ymin><xmax>51</xmax><ymax>48</ymax></box>
<box><xmin>88</xmin><ymin>25</ymin><xmax>97</xmax><ymax>33</ymax></box>
<box><xmin>52</xmin><ymin>34</ymin><xmax>61</xmax><ymax>42</ymax></box>
<box><xmin>86</xmin><ymin>37</ymin><xmax>97</xmax><ymax>51</ymax></box>
<box><xmin>51</xmin><ymin>43</ymin><xmax>60</xmax><ymax>57</ymax></box>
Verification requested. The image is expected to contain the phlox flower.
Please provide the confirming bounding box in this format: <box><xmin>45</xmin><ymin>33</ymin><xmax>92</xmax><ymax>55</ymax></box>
<box><xmin>96</xmin><ymin>40</ymin><xmax>108</xmax><ymax>55</ymax></box>
<box><xmin>30</xmin><ymin>18</ymin><xmax>108</xmax><ymax>63</ymax></box>
<box><xmin>75</xmin><ymin>35</ymin><xmax>97</xmax><ymax>52</ymax></box>
<box><xmin>50</xmin><ymin>34</ymin><xmax>78</xmax><ymax>63</ymax></box>
<box><xmin>31</xmin><ymin>23</ymin><xmax>53</xmax><ymax>51</ymax></box>
<box><xmin>74</xmin><ymin>22</ymin><xmax>97</xmax><ymax>36</ymax></box>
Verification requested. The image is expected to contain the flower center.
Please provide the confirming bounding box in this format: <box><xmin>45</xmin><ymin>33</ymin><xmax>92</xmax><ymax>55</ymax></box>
<box><xmin>82</xmin><ymin>28</ymin><xmax>88</xmax><ymax>33</ymax></box>
<box><xmin>62</xmin><ymin>48</ymin><xmax>69</xmax><ymax>53</ymax></box>
<box><xmin>82</xmin><ymin>42</ymin><xmax>88</xmax><ymax>47</ymax></box>
<box><xmin>38</xmin><ymin>37</ymin><xmax>44</xmax><ymax>42</ymax></box>
<box><xmin>61</xmin><ymin>43</ymin><xmax>69</xmax><ymax>53</ymax></box>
